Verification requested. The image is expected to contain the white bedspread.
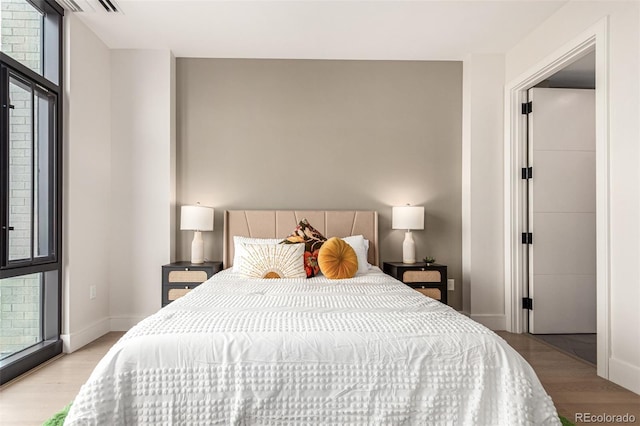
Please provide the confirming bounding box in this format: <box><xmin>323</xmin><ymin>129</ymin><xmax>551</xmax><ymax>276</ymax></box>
<box><xmin>65</xmin><ymin>268</ymin><xmax>559</xmax><ymax>425</ymax></box>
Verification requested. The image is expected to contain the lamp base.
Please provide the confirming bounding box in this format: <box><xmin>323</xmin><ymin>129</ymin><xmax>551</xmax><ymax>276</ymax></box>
<box><xmin>191</xmin><ymin>231</ymin><xmax>204</xmax><ymax>264</ymax></box>
<box><xmin>402</xmin><ymin>231</ymin><xmax>416</xmax><ymax>264</ymax></box>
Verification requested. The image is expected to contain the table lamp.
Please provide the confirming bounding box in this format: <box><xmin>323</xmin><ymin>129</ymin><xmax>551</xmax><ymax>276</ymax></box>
<box><xmin>392</xmin><ymin>204</ymin><xmax>425</xmax><ymax>264</ymax></box>
<box><xmin>180</xmin><ymin>203</ymin><xmax>214</xmax><ymax>264</ymax></box>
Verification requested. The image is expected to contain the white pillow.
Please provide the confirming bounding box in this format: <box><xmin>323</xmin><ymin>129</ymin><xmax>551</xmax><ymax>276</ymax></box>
<box><xmin>342</xmin><ymin>235</ymin><xmax>371</xmax><ymax>274</ymax></box>
<box><xmin>233</xmin><ymin>236</ymin><xmax>282</xmax><ymax>273</ymax></box>
<box><xmin>363</xmin><ymin>239</ymin><xmax>371</xmax><ymax>268</ymax></box>
<box><xmin>237</xmin><ymin>243</ymin><xmax>306</xmax><ymax>279</ymax></box>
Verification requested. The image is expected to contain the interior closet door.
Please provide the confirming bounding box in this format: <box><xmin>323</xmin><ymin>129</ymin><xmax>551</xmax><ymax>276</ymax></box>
<box><xmin>527</xmin><ymin>87</ymin><xmax>596</xmax><ymax>334</ymax></box>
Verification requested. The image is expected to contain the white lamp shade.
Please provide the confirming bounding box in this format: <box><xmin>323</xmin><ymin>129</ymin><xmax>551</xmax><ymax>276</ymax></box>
<box><xmin>392</xmin><ymin>206</ymin><xmax>424</xmax><ymax>230</ymax></box>
<box><xmin>180</xmin><ymin>205</ymin><xmax>214</xmax><ymax>231</ymax></box>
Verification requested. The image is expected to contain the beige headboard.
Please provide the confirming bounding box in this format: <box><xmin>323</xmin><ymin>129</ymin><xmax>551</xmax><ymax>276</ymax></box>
<box><xmin>223</xmin><ymin>210</ymin><xmax>379</xmax><ymax>268</ymax></box>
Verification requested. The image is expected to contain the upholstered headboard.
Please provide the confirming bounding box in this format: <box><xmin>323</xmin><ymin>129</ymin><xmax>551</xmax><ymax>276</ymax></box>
<box><xmin>223</xmin><ymin>210</ymin><xmax>379</xmax><ymax>268</ymax></box>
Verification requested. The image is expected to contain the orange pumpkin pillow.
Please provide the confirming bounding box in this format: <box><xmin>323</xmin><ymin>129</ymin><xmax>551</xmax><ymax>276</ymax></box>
<box><xmin>318</xmin><ymin>237</ymin><xmax>358</xmax><ymax>279</ymax></box>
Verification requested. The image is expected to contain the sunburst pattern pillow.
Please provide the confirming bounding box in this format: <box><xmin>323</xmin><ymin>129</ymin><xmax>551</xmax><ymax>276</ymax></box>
<box><xmin>232</xmin><ymin>236</ymin><xmax>282</xmax><ymax>273</ymax></box>
<box><xmin>238</xmin><ymin>243</ymin><xmax>306</xmax><ymax>279</ymax></box>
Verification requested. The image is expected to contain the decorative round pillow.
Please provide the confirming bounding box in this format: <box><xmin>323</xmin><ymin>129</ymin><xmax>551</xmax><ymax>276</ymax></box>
<box><xmin>318</xmin><ymin>237</ymin><xmax>358</xmax><ymax>279</ymax></box>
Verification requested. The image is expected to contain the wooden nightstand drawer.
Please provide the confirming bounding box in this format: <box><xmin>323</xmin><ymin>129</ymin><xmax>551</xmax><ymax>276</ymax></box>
<box><xmin>162</xmin><ymin>261</ymin><xmax>223</xmax><ymax>307</ymax></box>
<box><xmin>168</xmin><ymin>270</ymin><xmax>208</xmax><ymax>283</ymax></box>
<box><xmin>415</xmin><ymin>287</ymin><xmax>441</xmax><ymax>300</ymax></box>
<box><xmin>383</xmin><ymin>262</ymin><xmax>448</xmax><ymax>305</ymax></box>
<box><xmin>167</xmin><ymin>286</ymin><xmax>195</xmax><ymax>301</ymax></box>
<box><xmin>403</xmin><ymin>270</ymin><xmax>441</xmax><ymax>283</ymax></box>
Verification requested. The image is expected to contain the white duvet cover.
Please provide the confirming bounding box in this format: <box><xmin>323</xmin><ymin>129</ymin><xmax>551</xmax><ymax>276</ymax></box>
<box><xmin>65</xmin><ymin>268</ymin><xmax>559</xmax><ymax>425</ymax></box>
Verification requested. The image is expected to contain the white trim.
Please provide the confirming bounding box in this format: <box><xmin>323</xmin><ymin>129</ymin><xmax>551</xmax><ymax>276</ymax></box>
<box><xmin>593</xmin><ymin>18</ymin><xmax>611</xmax><ymax>381</ymax></box>
<box><xmin>461</xmin><ymin>55</ymin><xmax>472</xmax><ymax>315</ymax></box>
<box><xmin>60</xmin><ymin>317</ymin><xmax>110</xmax><ymax>353</ymax></box>
<box><xmin>503</xmin><ymin>18</ymin><xmax>610</xmax><ymax>379</ymax></box>
<box><xmin>60</xmin><ymin>316</ymin><xmax>145</xmax><ymax>353</ymax></box>
<box><xmin>110</xmin><ymin>316</ymin><xmax>145</xmax><ymax>331</ymax></box>
<box><xmin>503</xmin><ymin>85</ymin><xmax>528</xmax><ymax>334</ymax></box>
<box><xmin>470</xmin><ymin>314</ymin><xmax>506</xmax><ymax>331</ymax></box>
<box><xmin>609</xmin><ymin>357</ymin><xmax>640</xmax><ymax>395</ymax></box>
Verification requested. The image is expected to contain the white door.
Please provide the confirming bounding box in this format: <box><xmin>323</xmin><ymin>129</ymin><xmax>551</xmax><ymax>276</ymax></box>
<box><xmin>527</xmin><ymin>88</ymin><xmax>596</xmax><ymax>334</ymax></box>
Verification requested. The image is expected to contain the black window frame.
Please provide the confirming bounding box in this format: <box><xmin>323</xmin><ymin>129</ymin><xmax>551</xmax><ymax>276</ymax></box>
<box><xmin>1</xmin><ymin>58</ymin><xmax>60</xmax><ymax>274</ymax></box>
<box><xmin>0</xmin><ymin>0</ymin><xmax>63</xmax><ymax>385</ymax></box>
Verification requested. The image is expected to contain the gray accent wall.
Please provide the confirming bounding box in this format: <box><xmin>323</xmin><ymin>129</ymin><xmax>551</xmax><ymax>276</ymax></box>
<box><xmin>176</xmin><ymin>59</ymin><xmax>463</xmax><ymax>309</ymax></box>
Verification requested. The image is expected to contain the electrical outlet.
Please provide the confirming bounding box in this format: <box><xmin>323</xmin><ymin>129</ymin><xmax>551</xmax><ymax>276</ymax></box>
<box><xmin>89</xmin><ymin>285</ymin><xmax>97</xmax><ymax>300</ymax></box>
<box><xmin>447</xmin><ymin>279</ymin><xmax>454</xmax><ymax>291</ymax></box>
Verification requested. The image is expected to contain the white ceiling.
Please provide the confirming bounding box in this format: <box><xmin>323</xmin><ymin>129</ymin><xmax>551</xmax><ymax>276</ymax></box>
<box><xmin>70</xmin><ymin>0</ymin><xmax>569</xmax><ymax>60</ymax></box>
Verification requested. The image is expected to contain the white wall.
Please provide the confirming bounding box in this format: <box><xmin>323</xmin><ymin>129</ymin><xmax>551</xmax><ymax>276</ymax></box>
<box><xmin>462</xmin><ymin>54</ymin><xmax>506</xmax><ymax>327</ymax></box>
<box><xmin>109</xmin><ymin>50</ymin><xmax>175</xmax><ymax>329</ymax></box>
<box><xmin>505</xmin><ymin>0</ymin><xmax>640</xmax><ymax>394</ymax></box>
<box><xmin>63</xmin><ymin>26</ymin><xmax>176</xmax><ymax>344</ymax></box>
<box><xmin>62</xmin><ymin>14</ymin><xmax>112</xmax><ymax>352</ymax></box>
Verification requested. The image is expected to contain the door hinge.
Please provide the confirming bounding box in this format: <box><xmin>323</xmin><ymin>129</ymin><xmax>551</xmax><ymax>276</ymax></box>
<box><xmin>521</xmin><ymin>232</ymin><xmax>533</xmax><ymax>244</ymax></box>
<box><xmin>522</xmin><ymin>297</ymin><xmax>533</xmax><ymax>310</ymax></box>
<box><xmin>521</xmin><ymin>101</ymin><xmax>532</xmax><ymax>115</ymax></box>
<box><xmin>521</xmin><ymin>167</ymin><xmax>533</xmax><ymax>179</ymax></box>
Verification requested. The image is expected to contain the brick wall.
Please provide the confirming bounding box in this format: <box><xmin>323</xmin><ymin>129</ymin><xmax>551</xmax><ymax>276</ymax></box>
<box><xmin>0</xmin><ymin>275</ymin><xmax>41</xmax><ymax>357</ymax></box>
<box><xmin>1</xmin><ymin>0</ymin><xmax>43</xmax><ymax>74</ymax></box>
<box><xmin>0</xmin><ymin>0</ymin><xmax>43</xmax><ymax>358</ymax></box>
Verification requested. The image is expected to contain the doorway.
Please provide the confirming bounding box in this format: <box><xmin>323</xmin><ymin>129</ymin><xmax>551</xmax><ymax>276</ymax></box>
<box><xmin>504</xmin><ymin>19</ymin><xmax>610</xmax><ymax>379</ymax></box>
<box><xmin>524</xmin><ymin>52</ymin><xmax>597</xmax><ymax>364</ymax></box>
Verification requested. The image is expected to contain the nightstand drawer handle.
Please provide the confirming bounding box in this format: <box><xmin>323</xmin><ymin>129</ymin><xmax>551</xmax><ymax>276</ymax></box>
<box><xmin>403</xmin><ymin>270</ymin><xmax>441</xmax><ymax>283</ymax></box>
<box><xmin>168</xmin><ymin>270</ymin><xmax>208</xmax><ymax>283</ymax></box>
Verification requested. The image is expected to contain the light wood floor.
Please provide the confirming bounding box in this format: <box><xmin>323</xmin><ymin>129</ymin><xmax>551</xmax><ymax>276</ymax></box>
<box><xmin>497</xmin><ymin>331</ymin><xmax>640</xmax><ymax>425</ymax></box>
<box><xmin>0</xmin><ymin>331</ymin><xmax>638</xmax><ymax>425</ymax></box>
<box><xmin>0</xmin><ymin>332</ymin><xmax>124</xmax><ymax>426</ymax></box>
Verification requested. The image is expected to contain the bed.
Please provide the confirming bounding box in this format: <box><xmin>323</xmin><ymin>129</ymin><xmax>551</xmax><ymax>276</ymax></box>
<box><xmin>65</xmin><ymin>210</ymin><xmax>559</xmax><ymax>425</ymax></box>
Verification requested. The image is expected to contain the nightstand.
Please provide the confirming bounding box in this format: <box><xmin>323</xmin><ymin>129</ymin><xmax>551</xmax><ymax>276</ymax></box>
<box><xmin>161</xmin><ymin>261</ymin><xmax>223</xmax><ymax>307</ymax></box>
<box><xmin>383</xmin><ymin>262</ymin><xmax>448</xmax><ymax>305</ymax></box>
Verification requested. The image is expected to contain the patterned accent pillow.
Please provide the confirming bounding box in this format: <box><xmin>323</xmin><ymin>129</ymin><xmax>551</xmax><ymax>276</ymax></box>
<box><xmin>237</xmin><ymin>243</ymin><xmax>306</xmax><ymax>279</ymax></box>
<box><xmin>280</xmin><ymin>218</ymin><xmax>327</xmax><ymax>278</ymax></box>
<box><xmin>232</xmin><ymin>236</ymin><xmax>282</xmax><ymax>273</ymax></box>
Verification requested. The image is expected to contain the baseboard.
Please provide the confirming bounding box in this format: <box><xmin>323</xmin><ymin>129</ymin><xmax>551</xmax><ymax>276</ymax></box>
<box><xmin>470</xmin><ymin>314</ymin><xmax>506</xmax><ymax>331</ymax></box>
<box><xmin>609</xmin><ymin>356</ymin><xmax>640</xmax><ymax>395</ymax></box>
<box><xmin>61</xmin><ymin>317</ymin><xmax>110</xmax><ymax>353</ymax></box>
<box><xmin>110</xmin><ymin>316</ymin><xmax>145</xmax><ymax>331</ymax></box>
<box><xmin>60</xmin><ymin>316</ymin><xmax>145</xmax><ymax>353</ymax></box>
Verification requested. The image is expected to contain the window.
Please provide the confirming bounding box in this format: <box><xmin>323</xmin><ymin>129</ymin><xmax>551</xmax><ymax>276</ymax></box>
<box><xmin>1</xmin><ymin>0</ymin><xmax>44</xmax><ymax>76</ymax></box>
<box><xmin>0</xmin><ymin>273</ymin><xmax>42</xmax><ymax>359</ymax></box>
<box><xmin>6</xmin><ymin>72</ymin><xmax>56</xmax><ymax>264</ymax></box>
<box><xmin>0</xmin><ymin>0</ymin><xmax>62</xmax><ymax>385</ymax></box>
